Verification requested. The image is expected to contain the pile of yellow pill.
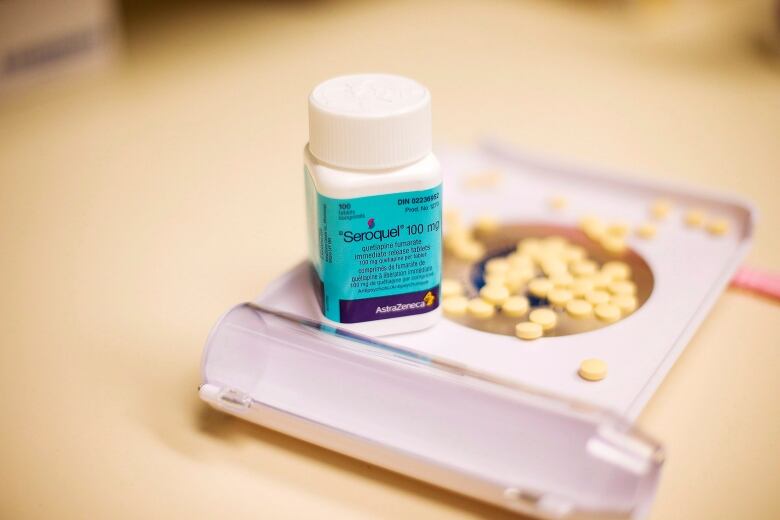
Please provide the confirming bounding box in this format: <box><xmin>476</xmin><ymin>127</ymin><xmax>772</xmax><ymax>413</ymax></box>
<box><xmin>439</xmin><ymin>225</ymin><xmax>644</xmax><ymax>342</ymax></box>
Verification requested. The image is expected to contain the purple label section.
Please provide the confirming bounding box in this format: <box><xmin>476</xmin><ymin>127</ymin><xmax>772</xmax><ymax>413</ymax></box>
<box><xmin>339</xmin><ymin>286</ymin><xmax>440</xmax><ymax>323</ymax></box>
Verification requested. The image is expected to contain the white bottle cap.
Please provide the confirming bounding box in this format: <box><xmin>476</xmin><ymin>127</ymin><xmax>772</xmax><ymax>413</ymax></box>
<box><xmin>308</xmin><ymin>73</ymin><xmax>432</xmax><ymax>170</ymax></box>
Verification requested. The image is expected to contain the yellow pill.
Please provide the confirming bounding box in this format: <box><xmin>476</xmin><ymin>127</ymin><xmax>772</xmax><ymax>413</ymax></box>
<box><xmin>507</xmin><ymin>253</ymin><xmax>534</xmax><ymax>270</ymax></box>
<box><xmin>443</xmin><ymin>229</ymin><xmax>471</xmax><ymax>250</ymax></box>
<box><xmin>571</xmin><ymin>260</ymin><xmax>598</xmax><ymax>277</ymax></box>
<box><xmin>515</xmin><ymin>321</ymin><xmax>544</xmax><ymax>340</ymax></box>
<box><xmin>685</xmin><ymin>208</ymin><xmax>706</xmax><ymax>228</ymax></box>
<box><xmin>579</xmin><ymin>215</ymin><xmax>606</xmax><ymax>239</ymax></box>
<box><xmin>542</xmin><ymin>236</ymin><xmax>569</xmax><ymax>251</ymax></box>
<box><xmin>594</xmin><ymin>303</ymin><xmax>621</xmax><ymax>322</ymax></box>
<box><xmin>529</xmin><ymin>308</ymin><xmax>557</xmax><ymax>330</ymax></box>
<box><xmin>611</xmin><ymin>294</ymin><xmax>638</xmax><ymax>314</ymax></box>
<box><xmin>548</xmin><ymin>288</ymin><xmax>574</xmax><ymax>307</ymax></box>
<box><xmin>528</xmin><ymin>278</ymin><xmax>554</xmax><ymax>298</ymax></box>
<box><xmin>454</xmin><ymin>241</ymin><xmax>486</xmax><ymax>261</ymax></box>
<box><xmin>608</xmin><ymin>280</ymin><xmax>637</xmax><ymax>296</ymax></box>
<box><xmin>549</xmin><ymin>272</ymin><xmax>574</xmax><ymax>288</ymax></box>
<box><xmin>570</xmin><ymin>278</ymin><xmax>596</xmax><ymax>298</ymax></box>
<box><xmin>650</xmin><ymin>198</ymin><xmax>671</xmax><ymax>220</ymax></box>
<box><xmin>502</xmin><ymin>296</ymin><xmax>530</xmax><ymax>318</ymax></box>
<box><xmin>479</xmin><ymin>284</ymin><xmax>511</xmax><ymax>305</ymax></box>
<box><xmin>706</xmin><ymin>218</ymin><xmax>729</xmax><ymax>236</ymax></box>
<box><xmin>517</xmin><ymin>237</ymin><xmax>542</xmax><ymax>255</ymax></box>
<box><xmin>585</xmin><ymin>290</ymin><xmax>610</xmax><ymax>305</ymax></box>
<box><xmin>467</xmin><ymin>298</ymin><xmax>496</xmax><ymax>319</ymax></box>
<box><xmin>485</xmin><ymin>257</ymin><xmax>510</xmax><ymax>274</ymax></box>
<box><xmin>483</xmin><ymin>272</ymin><xmax>507</xmax><ymax>287</ymax></box>
<box><xmin>474</xmin><ymin>215</ymin><xmax>500</xmax><ymax>234</ymax></box>
<box><xmin>606</xmin><ymin>221</ymin><xmax>630</xmax><ymax>238</ymax></box>
<box><xmin>636</xmin><ymin>222</ymin><xmax>657</xmax><ymax>239</ymax></box>
<box><xmin>602</xmin><ymin>261</ymin><xmax>631</xmax><ymax>281</ymax></box>
<box><xmin>583</xmin><ymin>222</ymin><xmax>607</xmax><ymax>241</ymax></box>
<box><xmin>441</xmin><ymin>278</ymin><xmax>464</xmax><ymax>298</ymax></box>
<box><xmin>562</xmin><ymin>245</ymin><xmax>587</xmax><ymax>263</ymax></box>
<box><xmin>442</xmin><ymin>296</ymin><xmax>469</xmax><ymax>316</ymax></box>
<box><xmin>507</xmin><ymin>266</ymin><xmax>534</xmax><ymax>285</ymax></box>
<box><xmin>587</xmin><ymin>272</ymin><xmax>612</xmax><ymax>290</ymax></box>
<box><xmin>600</xmin><ymin>235</ymin><xmax>627</xmax><ymax>255</ymax></box>
<box><xmin>541</xmin><ymin>259</ymin><xmax>568</xmax><ymax>277</ymax></box>
<box><xmin>566</xmin><ymin>298</ymin><xmax>593</xmax><ymax>319</ymax></box>
<box><xmin>578</xmin><ymin>358</ymin><xmax>608</xmax><ymax>382</ymax></box>
<box><xmin>549</xmin><ymin>196</ymin><xmax>568</xmax><ymax>210</ymax></box>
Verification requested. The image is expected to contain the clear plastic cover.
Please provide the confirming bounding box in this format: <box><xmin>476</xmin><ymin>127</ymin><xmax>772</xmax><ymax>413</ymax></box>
<box><xmin>200</xmin><ymin>303</ymin><xmax>664</xmax><ymax>519</ymax></box>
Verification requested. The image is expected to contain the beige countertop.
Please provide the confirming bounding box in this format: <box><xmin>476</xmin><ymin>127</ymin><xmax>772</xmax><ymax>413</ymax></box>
<box><xmin>1</xmin><ymin>1</ymin><xmax>778</xmax><ymax>518</ymax></box>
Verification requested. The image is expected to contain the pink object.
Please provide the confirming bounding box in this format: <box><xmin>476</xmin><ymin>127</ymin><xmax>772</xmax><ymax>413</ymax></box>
<box><xmin>731</xmin><ymin>267</ymin><xmax>780</xmax><ymax>301</ymax></box>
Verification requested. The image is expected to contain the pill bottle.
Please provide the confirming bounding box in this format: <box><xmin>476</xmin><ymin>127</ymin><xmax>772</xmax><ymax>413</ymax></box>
<box><xmin>304</xmin><ymin>73</ymin><xmax>442</xmax><ymax>336</ymax></box>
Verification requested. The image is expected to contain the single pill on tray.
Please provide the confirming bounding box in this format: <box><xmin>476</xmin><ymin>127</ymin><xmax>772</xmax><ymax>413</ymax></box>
<box><xmin>528</xmin><ymin>278</ymin><xmax>555</xmax><ymax>298</ymax></box>
<box><xmin>442</xmin><ymin>296</ymin><xmax>469</xmax><ymax>316</ymax></box>
<box><xmin>611</xmin><ymin>294</ymin><xmax>638</xmax><ymax>314</ymax></box>
<box><xmin>529</xmin><ymin>308</ymin><xmax>557</xmax><ymax>330</ymax></box>
<box><xmin>549</xmin><ymin>196</ymin><xmax>568</xmax><ymax>210</ymax></box>
<box><xmin>636</xmin><ymin>222</ymin><xmax>657</xmax><ymax>239</ymax></box>
<box><xmin>502</xmin><ymin>296</ymin><xmax>530</xmax><ymax>317</ymax></box>
<box><xmin>441</xmin><ymin>278</ymin><xmax>464</xmax><ymax>298</ymax></box>
<box><xmin>608</xmin><ymin>280</ymin><xmax>637</xmax><ymax>296</ymax></box>
<box><xmin>566</xmin><ymin>298</ymin><xmax>593</xmax><ymax>318</ymax></box>
<box><xmin>467</xmin><ymin>298</ymin><xmax>496</xmax><ymax>319</ymax></box>
<box><xmin>585</xmin><ymin>290</ymin><xmax>610</xmax><ymax>305</ymax></box>
<box><xmin>485</xmin><ymin>257</ymin><xmax>510</xmax><ymax>274</ymax></box>
<box><xmin>706</xmin><ymin>218</ymin><xmax>729</xmax><ymax>236</ymax></box>
<box><xmin>515</xmin><ymin>321</ymin><xmax>543</xmax><ymax>340</ymax></box>
<box><xmin>571</xmin><ymin>260</ymin><xmax>598</xmax><ymax>277</ymax></box>
<box><xmin>685</xmin><ymin>208</ymin><xmax>706</xmax><ymax>227</ymax></box>
<box><xmin>474</xmin><ymin>215</ymin><xmax>500</xmax><ymax>234</ymax></box>
<box><xmin>650</xmin><ymin>198</ymin><xmax>671</xmax><ymax>220</ymax></box>
<box><xmin>578</xmin><ymin>358</ymin><xmax>608</xmax><ymax>382</ymax></box>
<box><xmin>480</xmin><ymin>284</ymin><xmax>510</xmax><ymax>305</ymax></box>
<box><xmin>548</xmin><ymin>288</ymin><xmax>574</xmax><ymax>307</ymax></box>
<box><xmin>594</xmin><ymin>303</ymin><xmax>621</xmax><ymax>322</ymax></box>
<box><xmin>602</xmin><ymin>261</ymin><xmax>631</xmax><ymax>280</ymax></box>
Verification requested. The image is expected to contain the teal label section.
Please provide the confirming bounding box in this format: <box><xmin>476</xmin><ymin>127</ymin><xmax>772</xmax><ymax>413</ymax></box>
<box><xmin>306</xmin><ymin>171</ymin><xmax>441</xmax><ymax>323</ymax></box>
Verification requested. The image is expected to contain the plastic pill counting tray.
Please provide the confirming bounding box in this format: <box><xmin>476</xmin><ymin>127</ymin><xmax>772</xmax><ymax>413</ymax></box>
<box><xmin>253</xmin><ymin>140</ymin><xmax>754</xmax><ymax>420</ymax></box>
<box><xmin>200</xmin><ymin>140</ymin><xmax>754</xmax><ymax>518</ymax></box>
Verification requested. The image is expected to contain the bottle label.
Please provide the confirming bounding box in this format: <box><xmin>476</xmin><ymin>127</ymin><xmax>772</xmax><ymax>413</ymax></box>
<box><xmin>306</xmin><ymin>170</ymin><xmax>441</xmax><ymax>323</ymax></box>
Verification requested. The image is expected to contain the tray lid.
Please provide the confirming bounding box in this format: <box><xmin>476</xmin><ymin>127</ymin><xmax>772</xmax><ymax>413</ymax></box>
<box><xmin>201</xmin><ymin>303</ymin><xmax>664</xmax><ymax>519</ymax></box>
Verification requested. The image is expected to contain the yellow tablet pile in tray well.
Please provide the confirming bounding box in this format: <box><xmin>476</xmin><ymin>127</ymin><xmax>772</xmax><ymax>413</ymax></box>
<box><xmin>440</xmin><ymin>230</ymin><xmax>642</xmax><ymax>344</ymax></box>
